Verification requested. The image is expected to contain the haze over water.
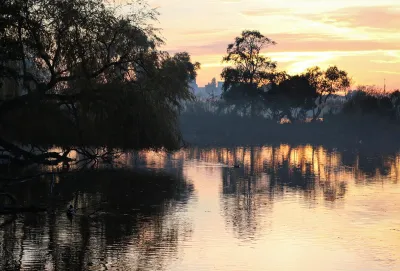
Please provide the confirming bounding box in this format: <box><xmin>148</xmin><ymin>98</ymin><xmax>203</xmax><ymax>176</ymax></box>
<box><xmin>1</xmin><ymin>144</ymin><xmax>400</xmax><ymax>270</ymax></box>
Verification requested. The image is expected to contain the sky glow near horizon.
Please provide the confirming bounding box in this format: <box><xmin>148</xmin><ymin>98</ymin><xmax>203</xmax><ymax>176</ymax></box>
<box><xmin>145</xmin><ymin>0</ymin><xmax>400</xmax><ymax>89</ymax></box>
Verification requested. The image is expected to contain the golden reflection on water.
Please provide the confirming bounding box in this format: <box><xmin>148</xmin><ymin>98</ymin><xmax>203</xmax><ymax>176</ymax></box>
<box><xmin>3</xmin><ymin>144</ymin><xmax>400</xmax><ymax>270</ymax></box>
<box><xmin>126</xmin><ymin>144</ymin><xmax>400</xmax><ymax>270</ymax></box>
<box><xmin>133</xmin><ymin>144</ymin><xmax>400</xmax><ymax>203</ymax></box>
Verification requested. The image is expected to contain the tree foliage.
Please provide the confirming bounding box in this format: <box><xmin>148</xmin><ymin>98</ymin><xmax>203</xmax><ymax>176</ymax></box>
<box><xmin>0</xmin><ymin>0</ymin><xmax>199</xmax><ymax>166</ymax></box>
<box><xmin>265</xmin><ymin>74</ymin><xmax>318</xmax><ymax>122</ymax></box>
<box><xmin>218</xmin><ymin>31</ymin><xmax>353</xmax><ymax>121</ymax></box>
<box><xmin>342</xmin><ymin>88</ymin><xmax>396</xmax><ymax>118</ymax></box>
<box><xmin>304</xmin><ymin>66</ymin><xmax>351</xmax><ymax>120</ymax></box>
<box><xmin>221</xmin><ymin>30</ymin><xmax>276</xmax><ymax>88</ymax></box>
<box><xmin>220</xmin><ymin>30</ymin><xmax>277</xmax><ymax>116</ymax></box>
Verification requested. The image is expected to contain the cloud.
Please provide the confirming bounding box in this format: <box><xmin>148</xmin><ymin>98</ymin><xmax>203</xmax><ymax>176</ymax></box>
<box><xmin>241</xmin><ymin>8</ymin><xmax>293</xmax><ymax>17</ymax></box>
<box><xmin>372</xmin><ymin>70</ymin><xmax>400</xmax><ymax>75</ymax></box>
<box><xmin>371</xmin><ymin>60</ymin><xmax>400</xmax><ymax>64</ymax></box>
<box><xmin>268</xmin><ymin>33</ymin><xmax>400</xmax><ymax>52</ymax></box>
<box><xmin>310</xmin><ymin>6</ymin><xmax>400</xmax><ymax>31</ymax></box>
<box><xmin>179</xmin><ymin>29</ymin><xmax>232</xmax><ymax>36</ymax></box>
<box><xmin>241</xmin><ymin>5</ymin><xmax>400</xmax><ymax>34</ymax></box>
<box><xmin>194</xmin><ymin>49</ymin><xmax>400</xmax><ymax>89</ymax></box>
<box><xmin>164</xmin><ymin>40</ymin><xmax>228</xmax><ymax>55</ymax></box>
<box><xmin>164</xmin><ymin>32</ymin><xmax>400</xmax><ymax>57</ymax></box>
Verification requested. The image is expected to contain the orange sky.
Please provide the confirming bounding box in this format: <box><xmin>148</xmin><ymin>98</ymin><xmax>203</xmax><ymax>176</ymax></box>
<box><xmin>146</xmin><ymin>0</ymin><xmax>400</xmax><ymax>90</ymax></box>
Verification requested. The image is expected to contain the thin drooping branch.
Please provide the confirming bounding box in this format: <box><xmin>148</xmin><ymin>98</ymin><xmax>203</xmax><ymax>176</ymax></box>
<box><xmin>0</xmin><ymin>137</ymin><xmax>73</xmax><ymax>165</ymax></box>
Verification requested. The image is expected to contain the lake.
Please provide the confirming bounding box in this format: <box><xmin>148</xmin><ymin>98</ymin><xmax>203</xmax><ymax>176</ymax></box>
<box><xmin>1</xmin><ymin>144</ymin><xmax>400</xmax><ymax>270</ymax></box>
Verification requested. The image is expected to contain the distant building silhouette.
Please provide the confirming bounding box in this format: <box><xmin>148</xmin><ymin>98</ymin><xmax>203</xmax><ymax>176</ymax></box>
<box><xmin>189</xmin><ymin>78</ymin><xmax>224</xmax><ymax>100</ymax></box>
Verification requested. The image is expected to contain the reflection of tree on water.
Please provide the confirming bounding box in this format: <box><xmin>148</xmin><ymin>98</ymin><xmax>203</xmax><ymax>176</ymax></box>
<box><xmin>352</xmin><ymin>150</ymin><xmax>398</xmax><ymax>185</ymax></box>
<box><xmin>178</xmin><ymin>144</ymin><xmax>400</xmax><ymax>184</ymax></box>
<box><xmin>0</xmin><ymin>169</ymin><xmax>193</xmax><ymax>270</ymax></box>
<box><xmin>213</xmin><ymin>144</ymin><xmax>400</xmax><ymax>239</ymax></box>
<box><xmin>222</xmin><ymin>166</ymin><xmax>273</xmax><ymax>240</ymax></box>
<box><xmin>216</xmin><ymin>144</ymin><xmax>351</xmax><ymax>199</ymax></box>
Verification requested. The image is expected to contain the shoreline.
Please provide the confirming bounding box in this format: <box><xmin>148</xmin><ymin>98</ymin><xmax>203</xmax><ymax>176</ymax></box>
<box><xmin>180</xmin><ymin>115</ymin><xmax>400</xmax><ymax>151</ymax></box>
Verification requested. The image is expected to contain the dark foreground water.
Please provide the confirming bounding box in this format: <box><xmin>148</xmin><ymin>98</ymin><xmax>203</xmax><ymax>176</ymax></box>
<box><xmin>1</xmin><ymin>144</ymin><xmax>400</xmax><ymax>271</ymax></box>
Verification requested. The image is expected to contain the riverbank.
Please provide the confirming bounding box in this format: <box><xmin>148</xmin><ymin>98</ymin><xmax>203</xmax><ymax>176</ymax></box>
<box><xmin>180</xmin><ymin>113</ymin><xmax>400</xmax><ymax>151</ymax></box>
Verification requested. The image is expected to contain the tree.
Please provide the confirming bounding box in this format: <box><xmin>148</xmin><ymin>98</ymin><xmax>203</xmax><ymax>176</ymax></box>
<box><xmin>342</xmin><ymin>89</ymin><xmax>394</xmax><ymax>118</ymax></box>
<box><xmin>221</xmin><ymin>30</ymin><xmax>277</xmax><ymax>117</ymax></box>
<box><xmin>304</xmin><ymin>66</ymin><xmax>351</xmax><ymax>121</ymax></box>
<box><xmin>0</xmin><ymin>0</ymin><xmax>199</xmax><ymax>167</ymax></box>
<box><xmin>265</xmin><ymin>74</ymin><xmax>318</xmax><ymax>122</ymax></box>
<box><xmin>390</xmin><ymin>90</ymin><xmax>400</xmax><ymax>119</ymax></box>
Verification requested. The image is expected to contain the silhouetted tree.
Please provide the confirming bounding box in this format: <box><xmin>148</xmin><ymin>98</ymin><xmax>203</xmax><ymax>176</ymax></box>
<box><xmin>342</xmin><ymin>90</ymin><xmax>395</xmax><ymax>118</ymax></box>
<box><xmin>0</xmin><ymin>0</ymin><xmax>199</xmax><ymax>166</ymax></box>
<box><xmin>265</xmin><ymin>74</ymin><xmax>318</xmax><ymax>122</ymax></box>
<box><xmin>221</xmin><ymin>30</ymin><xmax>277</xmax><ymax>117</ymax></box>
<box><xmin>304</xmin><ymin>66</ymin><xmax>351</xmax><ymax>121</ymax></box>
<box><xmin>390</xmin><ymin>90</ymin><xmax>400</xmax><ymax>119</ymax></box>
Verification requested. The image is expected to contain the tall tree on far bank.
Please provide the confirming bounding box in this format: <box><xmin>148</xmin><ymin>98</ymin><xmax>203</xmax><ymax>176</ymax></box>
<box><xmin>221</xmin><ymin>30</ymin><xmax>277</xmax><ymax>117</ymax></box>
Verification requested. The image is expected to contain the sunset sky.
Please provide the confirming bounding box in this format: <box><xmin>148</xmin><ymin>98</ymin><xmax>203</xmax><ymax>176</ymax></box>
<box><xmin>145</xmin><ymin>0</ymin><xmax>400</xmax><ymax>90</ymax></box>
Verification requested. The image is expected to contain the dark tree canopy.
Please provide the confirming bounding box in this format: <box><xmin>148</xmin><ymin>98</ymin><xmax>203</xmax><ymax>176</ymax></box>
<box><xmin>266</xmin><ymin>74</ymin><xmax>318</xmax><ymax>122</ymax></box>
<box><xmin>220</xmin><ymin>30</ymin><xmax>277</xmax><ymax>117</ymax></box>
<box><xmin>0</xmin><ymin>0</ymin><xmax>199</xmax><ymax>166</ymax></box>
<box><xmin>305</xmin><ymin>66</ymin><xmax>351</xmax><ymax>96</ymax></box>
<box><xmin>221</xmin><ymin>30</ymin><xmax>276</xmax><ymax>88</ymax></box>
<box><xmin>342</xmin><ymin>90</ymin><xmax>395</xmax><ymax>118</ymax></box>
<box><xmin>303</xmin><ymin>66</ymin><xmax>351</xmax><ymax>120</ymax></box>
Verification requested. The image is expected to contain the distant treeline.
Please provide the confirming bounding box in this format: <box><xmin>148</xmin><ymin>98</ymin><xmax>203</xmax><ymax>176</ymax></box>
<box><xmin>180</xmin><ymin>89</ymin><xmax>400</xmax><ymax>149</ymax></box>
<box><xmin>184</xmin><ymin>88</ymin><xmax>400</xmax><ymax>121</ymax></box>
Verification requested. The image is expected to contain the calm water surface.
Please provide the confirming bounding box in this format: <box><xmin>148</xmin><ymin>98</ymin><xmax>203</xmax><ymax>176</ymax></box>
<box><xmin>1</xmin><ymin>144</ymin><xmax>400</xmax><ymax>271</ymax></box>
